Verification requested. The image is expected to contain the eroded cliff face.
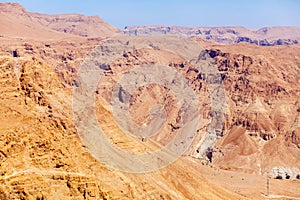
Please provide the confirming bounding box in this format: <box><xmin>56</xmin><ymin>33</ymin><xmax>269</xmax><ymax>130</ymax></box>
<box><xmin>1</xmin><ymin>44</ymin><xmax>298</xmax><ymax>198</ymax></box>
<box><xmin>91</xmin><ymin>39</ymin><xmax>300</xmax><ymax>176</ymax></box>
<box><xmin>0</xmin><ymin>55</ymin><xmax>245</xmax><ymax>200</ymax></box>
<box><xmin>203</xmin><ymin>45</ymin><xmax>300</xmax><ymax>175</ymax></box>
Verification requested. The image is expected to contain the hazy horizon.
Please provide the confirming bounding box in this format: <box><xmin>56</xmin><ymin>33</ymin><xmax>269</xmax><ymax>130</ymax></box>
<box><xmin>1</xmin><ymin>0</ymin><xmax>300</xmax><ymax>29</ymax></box>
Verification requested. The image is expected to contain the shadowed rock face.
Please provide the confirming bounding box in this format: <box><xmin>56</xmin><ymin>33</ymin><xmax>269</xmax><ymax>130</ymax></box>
<box><xmin>124</xmin><ymin>25</ymin><xmax>300</xmax><ymax>46</ymax></box>
<box><xmin>236</xmin><ymin>37</ymin><xmax>299</xmax><ymax>46</ymax></box>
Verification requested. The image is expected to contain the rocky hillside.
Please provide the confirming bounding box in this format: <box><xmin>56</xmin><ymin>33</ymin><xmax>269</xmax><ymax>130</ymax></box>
<box><xmin>0</xmin><ymin>52</ymin><xmax>246</xmax><ymax>200</ymax></box>
<box><xmin>0</xmin><ymin>3</ymin><xmax>247</xmax><ymax>199</ymax></box>
<box><xmin>124</xmin><ymin>25</ymin><xmax>300</xmax><ymax>46</ymax></box>
<box><xmin>200</xmin><ymin>43</ymin><xmax>300</xmax><ymax>177</ymax></box>
<box><xmin>1</xmin><ymin>2</ymin><xmax>300</xmax><ymax>199</ymax></box>
<box><xmin>92</xmin><ymin>36</ymin><xmax>300</xmax><ymax>179</ymax></box>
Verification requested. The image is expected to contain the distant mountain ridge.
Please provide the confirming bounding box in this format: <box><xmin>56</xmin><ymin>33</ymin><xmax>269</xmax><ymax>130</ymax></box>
<box><xmin>0</xmin><ymin>2</ymin><xmax>120</xmax><ymax>40</ymax></box>
<box><xmin>2</xmin><ymin>2</ymin><xmax>299</xmax><ymax>46</ymax></box>
<box><xmin>124</xmin><ymin>25</ymin><xmax>300</xmax><ymax>46</ymax></box>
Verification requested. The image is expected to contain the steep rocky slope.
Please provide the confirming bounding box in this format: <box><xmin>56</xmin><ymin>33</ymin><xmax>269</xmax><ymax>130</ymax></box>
<box><xmin>1</xmin><ymin>36</ymin><xmax>299</xmax><ymax>199</ymax></box>
<box><xmin>0</xmin><ymin>55</ymin><xmax>246</xmax><ymax>200</ymax></box>
<box><xmin>92</xmin><ymin>37</ymin><xmax>300</xmax><ymax>178</ymax></box>
<box><xmin>124</xmin><ymin>25</ymin><xmax>300</xmax><ymax>46</ymax></box>
<box><xmin>203</xmin><ymin>43</ymin><xmax>300</xmax><ymax>177</ymax></box>
<box><xmin>0</xmin><ymin>3</ymin><xmax>248</xmax><ymax>199</ymax></box>
<box><xmin>0</xmin><ymin>36</ymin><xmax>102</xmax><ymax>86</ymax></box>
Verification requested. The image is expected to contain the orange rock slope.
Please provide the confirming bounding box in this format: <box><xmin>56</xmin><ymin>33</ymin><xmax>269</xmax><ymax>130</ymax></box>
<box><xmin>0</xmin><ymin>55</ymin><xmax>246</xmax><ymax>199</ymax></box>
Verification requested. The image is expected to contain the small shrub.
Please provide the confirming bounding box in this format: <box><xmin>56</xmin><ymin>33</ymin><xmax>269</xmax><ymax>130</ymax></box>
<box><xmin>275</xmin><ymin>175</ymin><xmax>283</xmax><ymax>179</ymax></box>
<box><xmin>285</xmin><ymin>174</ymin><xmax>290</xmax><ymax>179</ymax></box>
<box><xmin>296</xmin><ymin>174</ymin><xmax>300</xmax><ymax>179</ymax></box>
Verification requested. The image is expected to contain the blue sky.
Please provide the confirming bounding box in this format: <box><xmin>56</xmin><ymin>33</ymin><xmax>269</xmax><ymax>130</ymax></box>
<box><xmin>2</xmin><ymin>0</ymin><xmax>300</xmax><ymax>29</ymax></box>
